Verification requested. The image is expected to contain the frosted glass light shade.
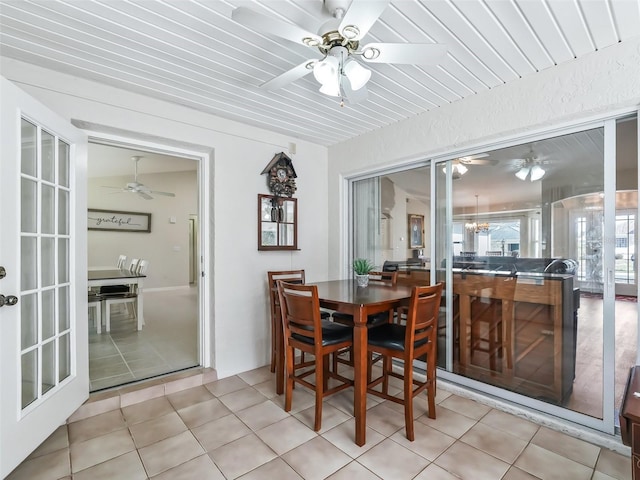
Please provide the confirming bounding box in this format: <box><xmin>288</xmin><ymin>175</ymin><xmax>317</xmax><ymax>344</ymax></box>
<box><xmin>515</xmin><ymin>167</ymin><xmax>530</xmax><ymax>180</ymax></box>
<box><xmin>343</xmin><ymin>60</ymin><xmax>371</xmax><ymax>91</ymax></box>
<box><xmin>313</xmin><ymin>56</ymin><xmax>339</xmax><ymax>85</ymax></box>
<box><xmin>530</xmin><ymin>165</ymin><xmax>545</xmax><ymax>181</ymax></box>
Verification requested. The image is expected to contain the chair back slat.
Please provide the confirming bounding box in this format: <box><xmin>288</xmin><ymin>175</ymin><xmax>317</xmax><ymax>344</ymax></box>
<box><xmin>117</xmin><ymin>255</ymin><xmax>127</xmax><ymax>269</ymax></box>
<box><xmin>277</xmin><ymin>281</ymin><xmax>321</xmax><ymax>346</ymax></box>
<box><xmin>405</xmin><ymin>284</ymin><xmax>443</xmax><ymax>349</ymax></box>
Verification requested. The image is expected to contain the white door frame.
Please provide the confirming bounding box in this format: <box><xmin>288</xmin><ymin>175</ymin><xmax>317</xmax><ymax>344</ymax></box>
<box><xmin>81</xmin><ymin>129</ymin><xmax>213</xmax><ymax>369</ymax></box>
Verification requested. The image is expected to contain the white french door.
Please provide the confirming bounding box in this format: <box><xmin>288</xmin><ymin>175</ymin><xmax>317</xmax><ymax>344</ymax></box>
<box><xmin>0</xmin><ymin>76</ymin><xmax>88</xmax><ymax>477</ymax></box>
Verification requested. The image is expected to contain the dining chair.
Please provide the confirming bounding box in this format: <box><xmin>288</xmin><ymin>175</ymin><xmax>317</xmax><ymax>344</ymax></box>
<box><xmin>136</xmin><ymin>259</ymin><xmax>149</xmax><ymax>275</ymax></box>
<box><xmin>88</xmin><ymin>292</ymin><xmax>104</xmax><ymax>334</ymax></box>
<box><xmin>366</xmin><ymin>283</ymin><xmax>443</xmax><ymax>441</ymax></box>
<box><xmin>266</xmin><ymin>270</ymin><xmax>330</xmax><ymax>372</ymax></box>
<box><xmin>102</xmin><ymin>261</ymin><xmax>146</xmax><ymax>331</ymax></box>
<box><xmin>128</xmin><ymin>258</ymin><xmax>140</xmax><ymax>272</ymax></box>
<box><xmin>277</xmin><ymin>280</ymin><xmax>353</xmax><ymax>431</ymax></box>
<box><xmin>116</xmin><ymin>254</ymin><xmax>127</xmax><ymax>269</ymax></box>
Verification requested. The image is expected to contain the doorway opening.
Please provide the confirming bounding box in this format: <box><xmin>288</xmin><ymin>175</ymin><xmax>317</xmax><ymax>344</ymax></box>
<box><xmin>87</xmin><ymin>142</ymin><xmax>201</xmax><ymax>391</ymax></box>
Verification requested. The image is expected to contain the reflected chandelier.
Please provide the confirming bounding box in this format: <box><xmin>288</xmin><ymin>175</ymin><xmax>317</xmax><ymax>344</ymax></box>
<box><xmin>465</xmin><ymin>195</ymin><xmax>489</xmax><ymax>233</ymax></box>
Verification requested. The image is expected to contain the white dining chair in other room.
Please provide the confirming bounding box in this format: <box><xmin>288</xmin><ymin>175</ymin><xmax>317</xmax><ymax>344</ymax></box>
<box><xmin>136</xmin><ymin>259</ymin><xmax>149</xmax><ymax>275</ymax></box>
<box><xmin>128</xmin><ymin>258</ymin><xmax>140</xmax><ymax>272</ymax></box>
<box><xmin>104</xmin><ymin>291</ymin><xmax>139</xmax><ymax>332</ymax></box>
<box><xmin>88</xmin><ymin>292</ymin><xmax>103</xmax><ymax>334</ymax></box>
<box><xmin>116</xmin><ymin>254</ymin><xmax>127</xmax><ymax>269</ymax></box>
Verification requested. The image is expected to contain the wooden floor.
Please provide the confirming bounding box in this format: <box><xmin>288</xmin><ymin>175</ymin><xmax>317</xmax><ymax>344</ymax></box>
<box><xmin>567</xmin><ymin>295</ymin><xmax>638</xmax><ymax>419</ymax></box>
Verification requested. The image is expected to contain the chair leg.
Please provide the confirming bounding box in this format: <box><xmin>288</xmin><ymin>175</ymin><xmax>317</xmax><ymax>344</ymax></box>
<box><xmin>405</xmin><ymin>361</ymin><xmax>415</xmax><ymax>441</ymax></box>
<box><xmin>284</xmin><ymin>345</ymin><xmax>294</xmax><ymax>413</ymax></box>
<box><xmin>105</xmin><ymin>302</ymin><xmax>111</xmax><ymax>332</ymax></box>
<box><xmin>270</xmin><ymin>313</ymin><xmax>276</xmax><ymax>373</ymax></box>
<box><xmin>315</xmin><ymin>353</ymin><xmax>324</xmax><ymax>431</ymax></box>
<box><xmin>427</xmin><ymin>350</ymin><xmax>437</xmax><ymax>419</ymax></box>
<box><xmin>382</xmin><ymin>356</ymin><xmax>391</xmax><ymax>395</ymax></box>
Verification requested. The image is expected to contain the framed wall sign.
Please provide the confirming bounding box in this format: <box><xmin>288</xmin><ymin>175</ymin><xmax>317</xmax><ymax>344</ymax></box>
<box><xmin>88</xmin><ymin>209</ymin><xmax>151</xmax><ymax>232</ymax></box>
<box><xmin>408</xmin><ymin>214</ymin><xmax>424</xmax><ymax>248</ymax></box>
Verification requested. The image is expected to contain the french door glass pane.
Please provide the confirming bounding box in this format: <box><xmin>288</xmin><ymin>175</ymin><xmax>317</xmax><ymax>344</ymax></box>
<box><xmin>21</xmin><ymin>236</ymin><xmax>37</xmax><ymax>291</ymax></box>
<box><xmin>42</xmin><ymin>340</ymin><xmax>55</xmax><ymax>395</ymax></box>
<box><xmin>59</xmin><ymin>334</ymin><xmax>70</xmax><ymax>382</ymax></box>
<box><xmin>58</xmin><ymin>141</ymin><xmax>70</xmax><ymax>187</ymax></box>
<box><xmin>42</xmin><ymin>288</ymin><xmax>55</xmax><ymax>341</ymax></box>
<box><xmin>20</xmin><ymin>293</ymin><xmax>37</xmax><ymax>349</ymax></box>
<box><xmin>21</xmin><ymin>350</ymin><xmax>37</xmax><ymax>409</ymax></box>
<box><xmin>58</xmin><ymin>286</ymin><xmax>70</xmax><ymax>331</ymax></box>
<box><xmin>58</xmin><ymin>190</ymin><xmax>69</xmax><ymax>235</ymax></box>
<box><xmin>41</xmin><ymin>130</ymin><xmax>55</xmax><ymax>183</ymax></box>
<box><xmin>21</xmin><ymin>119</ymin><xmax>37</xmax><ymax>177</ymax></box>
<box><xmin>41</xmin><ymin>237</ymin><xmax>55</xmax><ymax>287</ymax></box>
<box><xmin>41</xmin><ymin>184</ymin><xmax>55</xmax><ymax>234</ymax></box>
<box><xmin>21</xmin><ymin>178</ymin><xmax>37</xmax><ymax>233</ymax></box>
<box><xmin>58</xmin><ymin>238</ymin><xmax>69</xmax><ymax>283</ymax></box>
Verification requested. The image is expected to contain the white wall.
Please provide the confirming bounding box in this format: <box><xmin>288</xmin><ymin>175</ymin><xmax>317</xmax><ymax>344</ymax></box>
<box><xmin>327</xmin><ymin>38</ymin><xmax>640</xmax><ymax>279</ymax></box>
<box><xmin>88</xmin><ymin>170</ymin><xmax>197</xmax><ymax>289</ymax></box>
<box><xmin>1</xmin><ymin>58</ymin><xmax>329</xmax><ymax>378</ymax></box>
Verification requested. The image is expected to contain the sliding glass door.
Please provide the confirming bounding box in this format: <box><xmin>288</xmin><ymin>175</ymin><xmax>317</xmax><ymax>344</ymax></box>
<box><xmin>350</xmin><ymin>113</ymin><xmax>638</xmax><ymax>434</ymax></box>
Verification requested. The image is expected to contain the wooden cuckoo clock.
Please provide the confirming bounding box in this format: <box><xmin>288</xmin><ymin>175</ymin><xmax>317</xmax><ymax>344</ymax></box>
<box><xmin>261</xmin><ymin>152</ymin><xmax>297</xmax><ymax>197</ymax></box>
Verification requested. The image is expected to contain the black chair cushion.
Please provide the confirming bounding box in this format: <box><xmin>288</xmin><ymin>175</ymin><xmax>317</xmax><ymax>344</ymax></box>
<box><xmin>320</xmin><ymin>310</ymin><xmax>331</xmax><ymax>320</ymax></box>
<box><xmin>292</xmin><ymin>321</ymin><xmax>352</xmax><ymax>346</ymax></box>
<box><xmin>368</xmin><ymin>323</ymin><xmax>428</xmax><ymax>351</ymax></box>
<box><xmin>100</xmin><ymin>284</ymin><xmax>130</xmax><ymax>295</ymax></box>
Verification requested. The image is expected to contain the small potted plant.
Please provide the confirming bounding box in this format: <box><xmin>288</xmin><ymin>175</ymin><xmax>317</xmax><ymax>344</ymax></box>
<box><xmin>353</xmin><ymin>258</ymin><xmax>374</xmax><ymax>287</ymax></box>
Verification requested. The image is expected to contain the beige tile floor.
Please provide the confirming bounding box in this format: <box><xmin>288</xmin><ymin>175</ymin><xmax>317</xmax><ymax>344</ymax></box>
<box><xmin>8</xmin><ymin>365</ymin><xmax>632</xmax><ymax>480</ymax></box>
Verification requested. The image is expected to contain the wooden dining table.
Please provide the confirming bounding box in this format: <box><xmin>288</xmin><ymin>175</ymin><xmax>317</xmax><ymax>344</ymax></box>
<box><xmin>274</xmin><ymin>279</ymin><xmax>413</xmax><ymax>446</ymax></box>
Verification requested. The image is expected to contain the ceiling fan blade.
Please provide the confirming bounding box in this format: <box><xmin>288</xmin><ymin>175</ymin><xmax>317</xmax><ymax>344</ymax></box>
<box><xmin>361</xmin><ymin>43</ymin><xmax>447</xmax><ymax>65</ymax></box>
<box><xmin>342</xmin><ymin>77</ymin><xmax>368</xmax><ymax>104</ymax></box>
<box><xmin>101</xmin><ymin>185</ymin><xmax>123</xmax><ymax>190</ymax></box>
<box><xmin>149</xmin><ymin>190</ymin><xmax>176</xmax><ymax>197</ymax></box>
<box><xmin>260</xmin><ymin>60</ymin><xmax>315</xmax><ymax>91</ymax></box>
<box><xmin>338</xmin><ymin>0</ymin><xmax>389</xmax><ymax>40</ymax></box>
<box><xmin>232</xmin><ymin>7</ymin><xmax>321</xmax><ymax>46</ymax></box>
<box><xmin>137</xmin><ymin>192</ymin><xmax>153</xmax><ymax>200</ymax></box>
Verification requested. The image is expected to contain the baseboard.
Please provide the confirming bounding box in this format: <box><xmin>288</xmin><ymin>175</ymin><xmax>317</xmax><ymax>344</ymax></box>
<box><xmin>144</xmin><ymin>285</ymin><xmax>193</xmax><ymax>293</ymax></box>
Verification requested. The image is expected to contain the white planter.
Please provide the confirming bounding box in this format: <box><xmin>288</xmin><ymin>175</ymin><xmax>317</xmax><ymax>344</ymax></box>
<box><xmin>355</xmin><ymin>274</ymin><xmax>369</xmax><ymax>287</ymax></box>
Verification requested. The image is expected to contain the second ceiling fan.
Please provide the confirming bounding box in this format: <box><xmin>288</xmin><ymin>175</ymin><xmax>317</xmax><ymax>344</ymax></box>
<box><xmin>102</xmin><ymin>156</ymin><xmax>176</xmax><ymax>200</ymax></box>
<box><xmin>232</xmin><ymin>0</ymin><xmax>447</xmax><ymax>104</ymax></box>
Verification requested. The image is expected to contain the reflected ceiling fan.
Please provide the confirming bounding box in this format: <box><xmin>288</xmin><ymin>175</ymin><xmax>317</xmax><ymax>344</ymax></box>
<box><xmin>446</xmin><ymin>154</ymin><xmax>498</xmax><ymax>179</ymax></box>
<box><xmin>509</xmin><ymin>146</ymin><xmax>550</xmax><ymax>182</ymax></box>
<box><xmin>231</xmin><ymin>0</ymin><xmax>447</xmax><ymax>105</ymax></box>
<box><xmin>102</xmin><ymin>156</ymin><xmax>176</xmax><ymax>200</ymax></box>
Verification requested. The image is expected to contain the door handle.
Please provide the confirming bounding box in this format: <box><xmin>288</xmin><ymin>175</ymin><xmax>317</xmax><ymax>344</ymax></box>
<box><xmin>0</xmin><ymin>294</ymin><xmax>18</xmax><ymax>307</ymax></box>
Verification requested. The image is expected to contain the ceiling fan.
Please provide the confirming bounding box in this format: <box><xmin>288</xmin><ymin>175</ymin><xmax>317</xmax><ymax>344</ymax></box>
<box><xmin>102</xmin><ymin>156</ymin><xmax>176</xmax><ymax>200</ymax></box>
<box><xmin>509</xmin><ymin>146</ymin><xmax>550</xmax><ymax>182</ymax></box>
<box><xmin>231</xmin><ymin>0</ymin><xmax>447</xmax><ymax>104</ymax></box>
<box><xmin>444</xmin><ymin>154</ymin><xmax>498</xmax><ymax>179</ymax></box>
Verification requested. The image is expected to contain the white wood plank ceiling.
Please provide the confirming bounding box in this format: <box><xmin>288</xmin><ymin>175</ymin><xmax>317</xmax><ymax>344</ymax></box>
<box><xmin>1</xmin><ymin>0</ymin><xmax>638</xmax><ymax>147</ymax></box>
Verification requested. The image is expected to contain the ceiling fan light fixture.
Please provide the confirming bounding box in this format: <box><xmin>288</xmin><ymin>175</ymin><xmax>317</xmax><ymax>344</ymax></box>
<box><xmin>302</xmin><ymin>36</ymin><xmax>321</xmax><ymax>47</ymax></box>
<box><xmin>530</xmin><ymin>165</ymin><xmax>545</xmax><ymax>181</ymax></box>
<box><xmin>362</xmin><ymin>46</ymin><xmax>380</xmax><ymax>60</ymax></box>
<box><xmin>515</xmin><ymin>167</ymin><xmax>530</xmax><ymax>181</ymax></box>
<box><xmin>341</xmin><ymin>24</ymin><xmax>360</xmax><ymax>40</ymax></box>
<box><xmin>442</xmin><ymin>163</ymin><xmax>468</xmax><ymax>176</ymax></box>
<box><xmin>343</xmin><ymin>59</ymin><xmax>370</xmax><ymax>90</ymax></box>
<box><xmin>313</xmin><ymin>55</ymin><xmax>339</xmax><ymax>85</ymax></box>
<box><xmin>319</xmin><ymin>81</ymin><xmax>341</xmax><ymax>97</ymax></box>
